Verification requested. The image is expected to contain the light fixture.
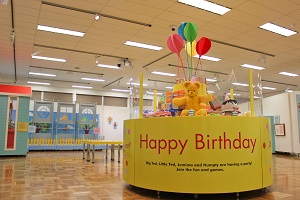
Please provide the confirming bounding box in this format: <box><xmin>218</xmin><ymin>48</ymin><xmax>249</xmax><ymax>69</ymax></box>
<box><xmin>193</xmin><ymin>55</ymin><xmax>222</xmax><ymax>62</ymax></box>
<box><xmin>32</xmin><ymin>55</ymin><xmax>66</xmax><ymax>62</ymax></box>
<box><xmin>207</xmin><ymin>91</ymin><xmax>215</xmax><ymax>93</ymax></box>
<box><xmin>126</xmin><ymin>83</ymin><xmax>148</xmax><ymax>86</ymax></box>
<box><xmin>97</xmin><ymin>64</ymin><xmax>120</xmax><ymax>69</ymax></box>
<box><xmin>37</xmin><ymin>25</ymin><xmax>85</xmax><ymax>37</ymax></box>
<box><xmin>240</xmin><ymin>64</ymin><xmax>265</xmax><ymax>70</ymax></box>
<box><xmin>31</xmin><ymin>49</ymin><xmax>42</xmax><ymax>56</ymax></box>
<box><xmin>81</xmin><ymin>78</ymin><xmax>105</xmax><ymax>82</ymax></box>
<box><xmin>124</xmin><ymin>41</ymin><xmax>163</xmax><ymax>51</ymax></box>
<box><xmin>72</xmin><ymin>85</ymin><xmax>92</xmax><ymax>89</ymax></box>
<box><xmin>226</xmin><ymin>93</ymin><xmax>241</xmax><ymax>96</ymax></box>
<box><xmin>152</xmin><ymin>71</ymin><xmax>176</xmax><ymax>77</ymax></box>
<box><xmin>165</xmin><ymin>86</ymin><xmax>173</xmax><ymax>89</ymax></box>
<box><xmin>232</xmin><ymin>82</ymin><xmax>249</xmax><ymax>87</ymax></box>
<box><xmin>112</xmin><ymin>89</ymin><xmax>130</xmax><ymax>92</ymax></box>
<box><xmin>29</xmin><ymin>72</ymin><xmax>56</xmax><ymax>77</ymax></box>
<box><xmin>124</xmin><ymin>58</ymin><xmax>133</xmax><ymax>68</ymax></box>
<box><xmin>146</xmin><ymin>91</ymin><xmax>163</xmax><ymax>95</ymax></box>
<box><xmin>95</xmin><ymin>55</ymin><xmax>100</xmax><ymax>64</ymax></box>
<box><xmin>94</xmin><ymin>14</ymin><xmax>101</xmax><ymax>21</ymax></box>
<box><xmin>262</xmin><ymin>86</ymin><xmax>277</xmax><ymax>90</ymax></box>
<box><xmin>285</xmin><ymin>86</ymin><xmax>293</xmax><ymax>93</ymax></box>
<box><xmin>178</xmin><ymin>0</ymin><xmax>231</xmax><ymax>15</ymax></box>
<box><xmin>27</xmin><ymin>81</ymin><xmax>50</xmax><ymax>85</ymax></box>
<box><xmin>206</xmin><ymin>78</ymin><xmax>217</xmax><ymax>82</ymax></box>
<box><xmin>279</xmin><ymin>72</ymin><xmax>299</xmax><ymax>77</ymax></box>
<box><xmin>259</xmin><ymin>22</ymin><xmax>297</xmax><ymax>37</ymax></box>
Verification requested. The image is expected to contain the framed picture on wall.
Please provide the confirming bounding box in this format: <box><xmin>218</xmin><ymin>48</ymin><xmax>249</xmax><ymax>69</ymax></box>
<box><xmin>275</xmin><ymin>124</ymin><xmax>285</xmax><ymax>136</ymax></box>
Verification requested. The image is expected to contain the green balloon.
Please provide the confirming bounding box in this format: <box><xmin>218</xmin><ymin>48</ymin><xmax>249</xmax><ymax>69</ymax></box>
<box><xmin>184</xmin><ymin>22</ymin><xmax>198</xmax><ymax>42</ymax></box>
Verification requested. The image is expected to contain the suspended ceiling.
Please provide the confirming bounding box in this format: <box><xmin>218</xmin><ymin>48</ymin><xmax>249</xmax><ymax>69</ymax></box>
<box><xmin>0</xmin><ymin>0</ymin><xmax>300</xmax><ymax>102</ymax></box>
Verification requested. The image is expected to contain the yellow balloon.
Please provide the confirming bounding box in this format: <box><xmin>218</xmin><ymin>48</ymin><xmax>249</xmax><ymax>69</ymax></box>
<box><xmin>185</xmin><ymin>41</ymin><xmax>197</xmax><ymax>57</ymax></box>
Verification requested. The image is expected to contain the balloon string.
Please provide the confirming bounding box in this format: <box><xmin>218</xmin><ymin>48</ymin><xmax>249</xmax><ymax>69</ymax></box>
<box><xmin>177</xmin><ymin>55</ymin><xmax>180</xmax><ymax>79</ymax></box>
<box><xmin>190</xmin><ymin>42</ymin><xmax>193</xmax><ymax>78</ymax></box>
<box><xmin>195</xmin><ymin>57</ymin><xmax>200</xmax><ymax>76</ymax></box>
<box><xmin>184</xmin><ymin>41</ymin><xmax>190</xmax><ymax>80</ymax></box>
<box><xmin>179</xmin><ymin>54</ymin><xmax>187</xmax><ymax>80</ymax></box>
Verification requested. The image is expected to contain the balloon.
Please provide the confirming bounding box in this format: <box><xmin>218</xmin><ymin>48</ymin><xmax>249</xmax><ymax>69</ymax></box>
<box><xmin>185</xmin><ymin>41</ymin><xmax>197</xmax><ymax>57</ymax></box>
<box><xmin>167</xmin><ymin>34</ymin><xmax>184</xmax><ymax>55</ymax></box>
<box><xmin>178</xmin><ymin>22</ymin><xmax>187</xmax><ymax>41</ymax></box>
<box><xmin>184</xmin><ymin>22</ymin><xmax>198</xmax><ymax>42</ymax></box>
<box><xmin>196</xmin><ymin>37</ymin><xmax>211</xmax><ymax>56</ymax></box>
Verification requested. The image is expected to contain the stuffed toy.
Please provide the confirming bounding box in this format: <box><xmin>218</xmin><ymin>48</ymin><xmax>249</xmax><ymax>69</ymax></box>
<box><xmin>172</xmin><ymin>81</ymin><xmax>212</xmax><ymax>116</ymax></box>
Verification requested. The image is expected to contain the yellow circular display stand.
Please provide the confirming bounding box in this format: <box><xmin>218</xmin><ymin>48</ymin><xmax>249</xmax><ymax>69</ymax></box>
<box><xmin>123</xmin><ymin>116</ymin><xmax>273</xmax><ymax>194</ymax></box>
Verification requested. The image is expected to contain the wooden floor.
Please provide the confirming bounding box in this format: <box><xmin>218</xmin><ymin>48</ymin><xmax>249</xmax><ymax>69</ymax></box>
<box><xmin>0</xmin><ymin>151</ymin><xmax>300</xmax><ymax>200</ymax></box>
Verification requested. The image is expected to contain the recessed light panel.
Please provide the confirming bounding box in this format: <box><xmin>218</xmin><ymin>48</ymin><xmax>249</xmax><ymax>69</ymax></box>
<box><xmin>279</xmin><ymin>72</ymin><xmax>299</xmax><ymax>77</ymax></box>
<box><xmin>232</xmin><ymin>82</ymin><xmax>249</xmax><ymax>87</ymax></box>
<box><xmin>262</xmin><ymin>86</ymin><xmax>277</xmax><ymax>90</ymax></box>
<box><xmin>146</xmin><ymin>91</ymin><xmax>163</xmax><ymax>95</ymax></box>
<box><xmin>125</xmin><ymin>41</ymin><xmax>163</xmax><ymax>51</ymax></box>
<box><xmin>29</xmin><ymin>72</ymin><xmax>56</xmax><ymax>77</ymax></box>
<box><xmin>165</xmin><ymin>86</ymin><xmax>173</xmax><ymax>89</ymax></box>
<box><xmin>259</xmin><ymin>23</ymin><xmax>297</xmax><ymax>37</ymax></box>
<box><xmin>72</xmin><ymin>85</ymin><xmax>92</xmax><ymax>89</ymax></box>
<box><xmin>193</xmin><ymin>55</ymin><xmax>221</xmax><ymax>62</ymax></box>
<box><xmin>152</xmin><ymin>71</ymin><xmax>176</xmax><ymax>77</ymax></box>
<box><xmin>206</xmin><ymin>78</ymin><xmax>217</xmax><ymax>82</ymax></box>
<box><xmin>126</xmin><ymin>83</ymin><xmax>148</xmax><ymax>86</ymax></box>
<box><xmin>241</xmin><ymin>64</ymin><xmax>265</xmax><ymax>70</ymax></box>
<box><xmin>37</xmin><ymin>25</ymin><xmax>85</xmax><ymax>37</ymax></box>
<box><xmin>27</xmin><ymin>81</ymin><xmax>50</xmax><ymax>85</ymax></box>
<box><xmin>112</xmin><ymin>89</ymin><xmax>130</xmax><ymax>92</ymax></box>
<box><xmin>178</xmin><ymin>0</ymin><xmax>231</xmax><ymax>15</ymax></box>
<box><xmin>97</xmin><ymin>64</ymin><xmax>120</xmax><ymax>69</ymax></box>
<box><xmin>32</xmin><ymin>55</ymin><xmax>66</xmax><ymax>62</ymax></box>
<box><xmin>81</xmin><ymin>78</ymin><xmax>105</xmax><ymax>82</ymax></box>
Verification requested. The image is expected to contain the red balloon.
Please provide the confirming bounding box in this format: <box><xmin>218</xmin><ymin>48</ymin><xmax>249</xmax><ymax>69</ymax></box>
<box><xmin>196</xmin><ymin>37</ymin><xmax>211</xmax><ymax>56</ymax></box>
<box><xmin>167</xmin><ymin>34</ymin><xmax>184</xmax><ymax>55</ymax></box>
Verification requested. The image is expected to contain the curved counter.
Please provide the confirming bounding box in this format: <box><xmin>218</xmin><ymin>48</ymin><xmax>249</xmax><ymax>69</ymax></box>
<box><xmin>123</xmin><ymin>116</ymin><xmax>273</xmax><ymax>194</ymax></box>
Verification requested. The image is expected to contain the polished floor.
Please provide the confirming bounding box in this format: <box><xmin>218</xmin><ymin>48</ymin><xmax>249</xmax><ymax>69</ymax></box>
<box><xmin>0</xmin><ymin>151</ymin><xmax>299</xmax><ymax>200</ymax></box>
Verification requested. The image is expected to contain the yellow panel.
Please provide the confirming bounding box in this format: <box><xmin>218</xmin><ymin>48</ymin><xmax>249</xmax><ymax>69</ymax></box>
<box><xmin>124</xmin><ymin>117</ymin><xmax>273</xmax><ymax>193</ymax></box>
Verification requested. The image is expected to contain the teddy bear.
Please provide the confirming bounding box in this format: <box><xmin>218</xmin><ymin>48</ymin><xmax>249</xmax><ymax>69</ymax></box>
<box><xmin>172</xmin><ymin>81</ymin><xmax>212</xmax><ymax>116</ymax></box>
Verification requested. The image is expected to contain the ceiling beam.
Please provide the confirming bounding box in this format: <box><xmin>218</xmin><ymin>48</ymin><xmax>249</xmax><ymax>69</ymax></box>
<box><xmin>42</xmin><ymin>1</ymin><xmax>152</xmax><ymax>27</ymax></box>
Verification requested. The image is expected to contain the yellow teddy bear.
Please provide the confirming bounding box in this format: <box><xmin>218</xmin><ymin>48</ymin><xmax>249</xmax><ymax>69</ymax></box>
<box><xmin>172</xmin><ymin>81</ymin><xmax>212</xmax><ymax>116</ymax></box>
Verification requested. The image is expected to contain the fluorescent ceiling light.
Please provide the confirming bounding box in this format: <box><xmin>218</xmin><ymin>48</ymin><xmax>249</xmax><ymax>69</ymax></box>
<box><xmin>152</xmin><ymin>71</ymin><xmax>176</xmax><ymax>77</ymax></box>
<box><xmin>226</xmin><ymin>93</ymin><xmax>240</xmax><ymax>96</ymax></box>
<box><xmin>206</xmin><ymin>78</ymin><xmax>217</xmax><ymax>82</ymax></box>
<box><xmin>279</xmin><ymin>72</ymin><xmax>299</xmax><ymax>77</ymax></box>
<box><xmin>178</xmin><ymin>0</ymin><xmax>231</xmax><ymax>15</ymax></box>
<box><xmin>32</xmin><ymin>55</ymin><xmax>66</xmax><ymax>62</ymax></box>
<box><xmin>259</xmin><ymin>23</ymin><xmax>297</xmax><ymax>37</ymax></box>
<box><xmin>72</xmin><ymin>85</ymin><xmax>92</xmax><ymax>89</ymax></box>
<box><xmin>165</xmin><ymin>86</ymin><xmax>173</xmax><ymax>89</ymax></box>
<box><xmin>285</xmin><ymin>88</ymin><xmax>293</xmax><ymax>93</ymax></box>
<box><xmin>232</xmin><ymin>82</ymin><xmax>249</xmax><ymax>87</ymax></box>
<box><xmin>194</xmin><ymin>55</ymin><xmax>222</xmax><ymax>62</ymax></box>
<box><xmin>29</xmin><ymin>72</ymin><xmax>56</xmax><ymax>77</ymax></box>
<box><xmin>127</xmin><ymin>82</ymin><xmax>148</xmax><ymax>86</ymax></box>
<box><xmin>254</xmin><ymin>96</ymin><xmax>260</xmax><ymax>99</ymax></box>
<box><xmin>37</xmin><ymin>25</ymin><xmax>85</xmax><ymax>37</ymax></box>
<box><xmin>27</xmin><ymin>81</ymin><xmax>50</xmax><ymax>85</ymax></box>
<box><xmin>124</xmin><ymin>41</ymin><xmax>163</xmax><ymax>51</ymax></box>
<box><xmin>262</xmin><ymin>86</ymin><xmax>277</xmax><ymax>90</ymax></box>
<box><xmin>241</xmin><ymin>64</ymin><xmax>265</xmax><ymax>70</ymax></box>
<box><xmin>146</xmin><ymin>91</ymin><xmax>163</xmax><ymax>95</ymax></box>
<box><xmin>207</xmin><ymin>91</ymin><xmax>215</xmax><ymax>93</ymax></box>
<box><xmin>97</xmin><ymin>64</ymin><xmax>120</xmax><ymax>69</ymax></box>
<box><xmin>81</xmin><ymin>78</ymin><xmax>105</xmax><ymax>82</ymax></box>
<box><xmin>112</xmin><ymin>89</ymin><xmax>130</xmax><ymax>92</ymax></box>
<box><xmin>94</xmin><ymin>14</ymin><xmax>101</xmax><ymax>21</ymax></box>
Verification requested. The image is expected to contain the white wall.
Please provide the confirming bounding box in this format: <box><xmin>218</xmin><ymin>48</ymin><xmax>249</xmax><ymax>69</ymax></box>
<box><xmin>239</xmin><ymin>92</ymin><xmax>300</xmax><ymax>153</ymax></box>
<box><xmin>101</xmin><ymin>106</ymin><xmax>130</xmax><ymax>140</ymax></box>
